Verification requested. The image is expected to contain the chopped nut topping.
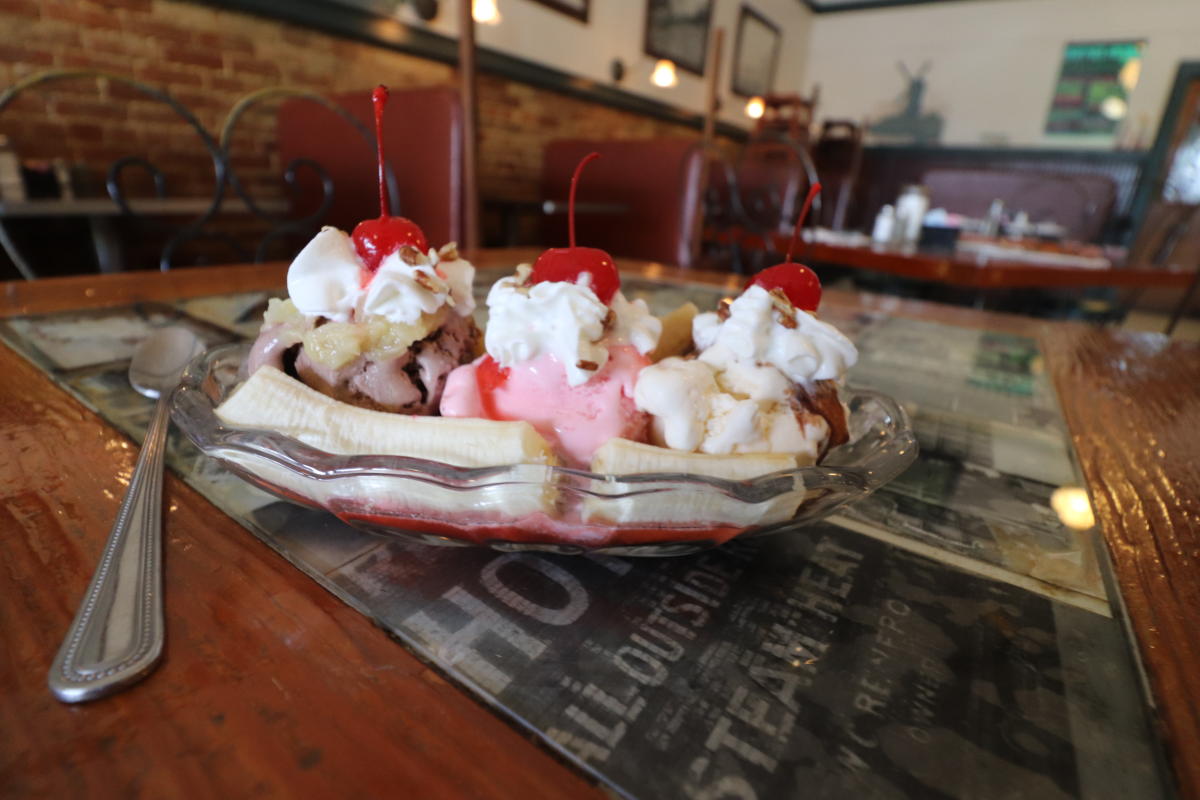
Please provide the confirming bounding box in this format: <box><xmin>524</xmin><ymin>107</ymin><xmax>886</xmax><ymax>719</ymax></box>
<box><xmin>438</xmin><ymin>242</ymin><xmax>460</xmax><ymax>261</ymax></box>
<box><xmin>717</xmin><ymin>299</ymin><xmax>732</xmax><ymax>321</ymax></box>
<box><xmin>768</xmin><ymin>287</ymin><xmax>799</xmax><ymax>328</ymax></box>
<box><xmin>602</xmin><ymin>308</ymin><xmax>616</xmax><ymax>332</ymax></box>
<box><xmin>514</xmin><ymin>263</ymin><xmax>534</xmax><ymax>287</ymax></box>
<box><xmin>398</xmin><ymin>245</ymin><xmax>425</xmax><ymax>265</ymax></box>
<box><xmin>576</xmin><ymin>359</ymin><xmax>600</xmax><ymax>371</ymax></box>
<box><xmin>413</xmin><ymin>270</ymin><xmax>447</xmax><ymax>294</ymax></box>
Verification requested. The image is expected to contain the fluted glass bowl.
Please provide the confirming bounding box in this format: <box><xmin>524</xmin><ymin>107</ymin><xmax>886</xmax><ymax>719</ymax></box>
<box><xmin>172</xmin><ymin>344</ymin><xmax>918</xmax><ymax>555</ymax></box>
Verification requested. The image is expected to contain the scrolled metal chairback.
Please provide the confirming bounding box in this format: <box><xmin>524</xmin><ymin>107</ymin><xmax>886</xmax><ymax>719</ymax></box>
<box><xmin>0</xmin><ymin>69</ymin><xmax>398</xmax><ymax>279</ymax></box>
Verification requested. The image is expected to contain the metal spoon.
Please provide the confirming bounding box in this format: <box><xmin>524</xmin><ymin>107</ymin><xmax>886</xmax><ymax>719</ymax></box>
<box><xmin>48</xmin><ymin>326</ymin><xmax>204</xmax><ymax>703</ymax></box>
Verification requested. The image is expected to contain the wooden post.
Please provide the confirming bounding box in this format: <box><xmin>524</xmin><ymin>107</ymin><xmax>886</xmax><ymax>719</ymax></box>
<box><xmin>690</xmin><ymin>27</ymin><xmax>724</xmax><ymax>268</ymax></box>
<box><xmin>701</xmin><ymin>28</ymin><xmax>724</xmax><ymax>153</ymax></box>
<box><xmin>457</xmin><ymin>0</ymin><xmax>480</xmax><ymax>251</ymax></box>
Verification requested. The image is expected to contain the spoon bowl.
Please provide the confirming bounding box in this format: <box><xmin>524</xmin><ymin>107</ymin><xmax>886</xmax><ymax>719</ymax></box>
<box><xmin>130</xmin><ymin>326</ymin><xmax>206</xmax><ymax>398</ymax></box>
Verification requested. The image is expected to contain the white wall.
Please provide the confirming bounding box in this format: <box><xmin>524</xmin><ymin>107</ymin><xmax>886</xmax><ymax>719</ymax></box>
<box><xmin>802</xmin><ymin>0</ymin><xmax>1200</xmax><ymax>149</ymax></box>
<box><xmin>402</xmin><ymin>0</ymin><xmax>813</xmax><ymax>130</ymax></box>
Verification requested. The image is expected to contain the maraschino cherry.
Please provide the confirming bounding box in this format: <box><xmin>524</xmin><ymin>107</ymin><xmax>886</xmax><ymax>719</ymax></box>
<box><xmin>351</xmin><ymin>85</ymin><xmax>428</xmax><ymax>274</ymax></box>
<box><xmin>746</xmin><ymin>182</ymin><xmax>823</xmax><ymax>312</ymax></box>
<box><xmin>529</xmin><ymin>152</ymin><xmax>620</xmax><ymax>304</ymax></box>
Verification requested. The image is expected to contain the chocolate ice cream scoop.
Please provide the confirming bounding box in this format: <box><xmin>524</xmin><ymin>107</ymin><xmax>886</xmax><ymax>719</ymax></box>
<box><xmin>292</xmin><ymin>314</ymin><xmax>479</xmax><ymax>414</ymax></box>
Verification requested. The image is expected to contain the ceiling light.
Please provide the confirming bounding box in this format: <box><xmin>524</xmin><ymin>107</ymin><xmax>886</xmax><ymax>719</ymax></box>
<box><xmin>473</xmin><ymin>0</ymin><xmax>500</xmax><ymax>25</ymax></box>
<box><xmin>1050</xmin><ymin>487</ymin><xmax>1096</xmax><ymax>530</ymax></box>
<box><xmin>651</xmin><ymin>60</ymin><xmax>678</xmax><ymax>88</ymax></box>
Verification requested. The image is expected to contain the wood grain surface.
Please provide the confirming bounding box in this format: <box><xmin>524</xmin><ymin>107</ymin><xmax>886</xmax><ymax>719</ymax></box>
<box><xmin>0</xmin><ymin>341</ymin><xmax>603</xmax><ymax>798</ymax></box>
<box><xmin>2</xmin><ymin>255</ymin><xmax>1195</xmax><ymax>798</ymax></box>
<box><xmin>1043</xmin><ymin>328</ymin><xmax>1200</xmax><ymax>800</ymax></box>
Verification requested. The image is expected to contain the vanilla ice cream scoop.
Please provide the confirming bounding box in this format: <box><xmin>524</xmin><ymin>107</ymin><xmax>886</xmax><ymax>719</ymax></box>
<box><xmin>633</xmin><ymin>284</ymin><xmax>857</xmax><ymax>463</ymax></box>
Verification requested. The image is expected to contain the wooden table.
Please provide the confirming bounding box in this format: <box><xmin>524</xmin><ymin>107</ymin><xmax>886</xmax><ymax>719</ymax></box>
<box><xmin>708</xmin><ymin>225</ymin><xmax>1195</xmax><ymax>290</ymax></box>
<box><xmin>2</xmin><ymin>249</ymin><xmax>1198</xmax><ymax>798</ymax></box>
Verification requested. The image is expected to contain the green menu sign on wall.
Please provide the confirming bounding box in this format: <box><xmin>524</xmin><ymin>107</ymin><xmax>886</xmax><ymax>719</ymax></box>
<box><xmin>1045</xmin><ymin>40</ymin><xmax>1144</xmax><ymax>136</ymax></box>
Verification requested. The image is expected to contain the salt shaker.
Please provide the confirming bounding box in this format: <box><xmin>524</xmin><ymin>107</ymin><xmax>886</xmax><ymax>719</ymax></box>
<box><xmin>872</xmin><ymin>204</ymin><xmax>896</xmax><ymax>244</ymax></box>
<box><xmin>895</xmin><ymin>185</ymin><xmax>929</xmax><ymax>245</ymax></box>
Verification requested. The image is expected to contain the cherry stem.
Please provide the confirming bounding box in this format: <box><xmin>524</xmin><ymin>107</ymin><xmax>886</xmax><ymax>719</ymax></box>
<box><xmin>372</xmin><ymin>85</ymin><xmax>389</xmax><ymax>218</ymax></box>
<box><xmin>785</xmin><ymin>182</ymin><xmax>822</xmax><ymax>264</ymax></box>
<box><xmin>569</xmin><ymin>151</ymin><xmax>601</xmax><ymax>248</ymax></box>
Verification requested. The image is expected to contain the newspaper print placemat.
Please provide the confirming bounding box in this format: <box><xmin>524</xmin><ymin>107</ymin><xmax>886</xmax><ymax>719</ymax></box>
<box><xmin>0</xmin><ymin>284</ymin><xmax>1160</xmax><ymax>799</ymax></box>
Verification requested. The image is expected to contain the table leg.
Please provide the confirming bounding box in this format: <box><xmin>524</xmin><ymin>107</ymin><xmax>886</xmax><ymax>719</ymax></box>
<box><xmin>1166</xmin><ymin>270</ymin><xmax>1200</xmax><ymax>336</ymax></box>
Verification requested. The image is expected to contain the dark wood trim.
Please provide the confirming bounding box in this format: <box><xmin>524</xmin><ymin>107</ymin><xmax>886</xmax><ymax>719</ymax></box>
<box><xmin>731</xmin><ymin>4</ymin><xmax>782</xmax><ymax>99</ymax></box>
<box><xmin>802</xmin><ymin>0</ymin><xmax>983</xmax><ymax>12</ymax></box>
<box><xmin>199</xmin><ymin>0</ymin><xmax>748</xmax><ymax>141</ymax></box>
<box><xmin>643</xmin><ymin>0</ymin><xmax>715</xmax><ymax>77</ymax></box>
<box><xmin>528</xmin><ymin>0</ymin><xmax>588</xmax><ymax>23</ymax></box>
<box><xmin>1129</xmin><ymin>61</ymin><xmax>1200</xmax><ymax>235</ymax></box>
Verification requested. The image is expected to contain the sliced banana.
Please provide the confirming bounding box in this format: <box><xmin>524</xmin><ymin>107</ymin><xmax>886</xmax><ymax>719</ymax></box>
<box><xmin>583</xmin><ymin>438</ymin><xmax>807</xmax><ymax>527</ymax></box>
<box><xmin>649</xmin><ymin>301</ymin><xmax>698</xmax><ymax>362</ymax></box>
<box><xmin>215</xmin><ymin>366</ymin><xmax>557</xmax><ymax>518</ymax></box>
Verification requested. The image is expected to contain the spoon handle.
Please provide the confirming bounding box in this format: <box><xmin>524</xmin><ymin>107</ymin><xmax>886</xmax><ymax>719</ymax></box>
<box><xmin>48</xmin><ymin>393</ymin><xmax>170</xmax><ymax>703</ymax></box>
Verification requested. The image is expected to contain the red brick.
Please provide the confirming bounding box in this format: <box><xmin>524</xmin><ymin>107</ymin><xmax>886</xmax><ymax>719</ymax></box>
<box><xmin>134</xmin><ymin>65</ymin><xmax>205</xmax><ymax>90</ymax></box>
<box><xmin>227</xmin><ymin>55</ymin><xmax>282</xmax><ymax>80</ymax></box>
<box><xmin>122</xmin><ymin>16</ymin><xmax>192</xmax><ymax>42</ymax></box>
<box><xmin>86</xmin><ymin>31</ymin><xmax>149</xmax><ymax>57</ymax></box>
<box><xmin>87</xmin><ymin>0</ymin><xmax>153</xmax><ymax>10</ymax></box>
<box><xmin>107</xmin><ymin>80</ymin><xmax>154</xmax><ymax>102</ymax></box>
<box><xmin>42</xmin><ymin>0</ymin><xmax>120</xmax><ymax>29</ymax></box>
<box><xmin>0</xmin><ymin>0</ymin><xmax>37</xmax><ymax>17</ymax></box>
<box><xmin>165</xmin><ymin>88</ymin><xmax>232</xmax><ymax>112</ymax></box>
<box><xmin>0</xmin><ymin>44</ymin><xmax>53</xmax><ymax>66</ymax></box>
<box><xmin>207</xmin><ymin>75</ymin><xmax>250</xmax><ymax>94</ymax></box>
<box><xmin>66</xmin><ymin>122</ymin><xmax>105</xmax><ymax>140</ymax></box>
<box><xmin>165</xmin><ymin>46</ymin><xmax>224</xmax><ymax>70</ymax></box>
<box><xmin>193</xmin><ymin>31</ymin><xmax>256</xmax><ymax>55</ymax></box>
<box><xmin>51</xmin><ymin>98</ymin><xmax>129</xmax><ymax>121</ymax></box>
<box><xmin>58</xmin><ymin>50</ymin><xmax>135</xmax><ymax>71</ymax></box>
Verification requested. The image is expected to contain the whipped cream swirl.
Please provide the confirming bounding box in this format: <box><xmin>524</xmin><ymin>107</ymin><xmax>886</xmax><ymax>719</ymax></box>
<box><xmin>633</xmin><ymin>284</ymin><xmax>855</xmax><ymax>459</ymax></box>
<box><xmin>286</xmin><ymin>226</ymin><xmax>475</xmax><ymax>324</ymax></box>
<box><xmin>633</xmin><ymin>356</ymin><xmax>828</xmax><ymax>457</ymax></box>
<box><xmin>484</xmin><ymin>264</ymin><xmax>662</xmax><ymax>387</ymax></box>
<box><xmin>692</xmin><ymin>285</ymin><xmax>857</xmax><ymax>385</ymax></box>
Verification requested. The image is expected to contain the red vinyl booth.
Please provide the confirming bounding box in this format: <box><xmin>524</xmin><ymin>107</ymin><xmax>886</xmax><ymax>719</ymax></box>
<box><xmin>276</xmin><ymin>86</ymin><xmax>463</xmax><ymax>247</ymax></box>
<box><xmin>540</xmin><ymin>138</ymin><xmax>705</xmax><ymax>268</ymax></box>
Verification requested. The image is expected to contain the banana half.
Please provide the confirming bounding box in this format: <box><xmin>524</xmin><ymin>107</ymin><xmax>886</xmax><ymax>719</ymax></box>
<box><xmin>584</xmin><ymin>438</ymin><xmax>807</xmax><ymax>527</ymax></box>
<box><xmin>215</xmin><ymin>366</ymin><xmax>557</xmax><ymax>519</ymax></box>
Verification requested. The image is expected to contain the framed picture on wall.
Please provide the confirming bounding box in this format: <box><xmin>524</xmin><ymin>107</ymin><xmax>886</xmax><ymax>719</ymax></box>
<box><xmin>1045</xmin><ymin>40</ymin><xmax>1144</xmax><ymax>136</ymax></box>
<box><xmin>644</xmin><ymin>0</ymin><xmax>715</xmax><ymax>76</ymax></box>
<box><xmin>732</xmin><ymin>5</ymin><xmax>781</xmax><ymax>98</ymax></box>
<box><xmin>530</xmin><ymin>0</ymin><xmax>589</xmax><ymax>22</ymax></box>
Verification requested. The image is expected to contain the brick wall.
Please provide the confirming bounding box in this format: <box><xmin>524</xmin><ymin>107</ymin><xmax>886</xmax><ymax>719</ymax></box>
<box><xmin>0</xmin><ymin>0</ymin><xmax>707</xmax><ymax>270</ymax></box>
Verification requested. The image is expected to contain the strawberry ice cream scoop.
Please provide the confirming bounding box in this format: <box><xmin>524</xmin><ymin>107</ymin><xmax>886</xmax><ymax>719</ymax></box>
<box><xmin>439</xmin><ymin>263</ymin><xmax>662</xmax><ymax>467</ymax></box>
<box><xmin>441</xmin><ymin>345</ymin><xmax>650</xmax><ymax>468</ymax></box>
